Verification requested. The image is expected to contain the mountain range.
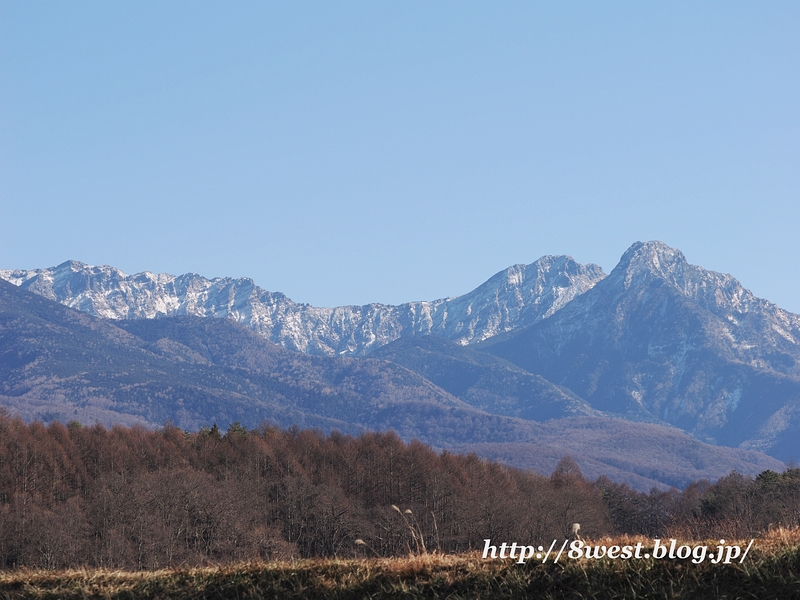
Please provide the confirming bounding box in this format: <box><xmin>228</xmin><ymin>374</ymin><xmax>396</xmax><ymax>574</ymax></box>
<box><xmin>0</xmin><ymin>255</ymin><xmax>604</xmax><ymax>356</ymax></box>
<box><xmin>2</xmin><ymin>240</ymin><xmax>799</xmax><ymax>487</ymax></box>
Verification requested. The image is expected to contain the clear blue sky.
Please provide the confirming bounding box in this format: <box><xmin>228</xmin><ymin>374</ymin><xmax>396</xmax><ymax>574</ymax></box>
<box><xmin>2</xmin><ymin>2</ymin><xmax>799</xmax><ymax>310</ymax></box>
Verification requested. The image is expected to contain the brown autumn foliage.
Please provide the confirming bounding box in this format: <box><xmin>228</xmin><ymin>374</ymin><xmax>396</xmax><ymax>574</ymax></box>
<box><xmin>0</xmin><ymin>411</ymin><xmax>797</xmax><ymax>570</ymax></box>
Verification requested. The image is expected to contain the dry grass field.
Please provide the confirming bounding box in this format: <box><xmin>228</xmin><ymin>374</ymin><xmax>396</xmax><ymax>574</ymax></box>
<box><xmin>1</xmin><ymin>529</ymin><xmax>799</xmax><ymax>599</ymax></box>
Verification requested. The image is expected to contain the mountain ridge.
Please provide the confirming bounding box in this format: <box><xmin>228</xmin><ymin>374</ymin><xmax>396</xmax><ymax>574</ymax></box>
<box><xmin>0</xmin><ymin>256</ymin><xmax>606</xmax><ymax>356</ymax></box>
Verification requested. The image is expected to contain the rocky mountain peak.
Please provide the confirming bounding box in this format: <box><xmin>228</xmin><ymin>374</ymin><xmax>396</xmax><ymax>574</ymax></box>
<box><xmin>611</xmin><ymin>241</ymin><xmax>768</xmax><ymax>318</ymax></box>
<box><xmin>467</xmin><ymin>255</ymin><xmax>605</xmax><ymax>317</ymax></box>
<box><xmin>613</xmin><ymin>241</ymin><xmax>690</xmax><ymax>292</ymax></box>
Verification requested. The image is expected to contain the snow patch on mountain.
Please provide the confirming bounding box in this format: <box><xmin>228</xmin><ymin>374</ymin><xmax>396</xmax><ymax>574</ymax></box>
<box><xmin>616</xmin><ymin>241</ymin><xmax>800</xmax><ymax>372</ymax></box>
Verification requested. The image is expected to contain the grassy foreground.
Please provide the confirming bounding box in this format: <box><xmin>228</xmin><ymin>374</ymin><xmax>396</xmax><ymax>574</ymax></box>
<box><xmin>2</xmin><ymin>531</ymin><xmax>800</xmax><ymax>599</ymax></box>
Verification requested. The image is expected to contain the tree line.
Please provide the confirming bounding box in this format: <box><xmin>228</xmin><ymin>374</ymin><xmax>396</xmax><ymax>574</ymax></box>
<box><xmin>0</xmin><ymin>412</ymin><xmax>797</xmax><ymax>570</ymax></box>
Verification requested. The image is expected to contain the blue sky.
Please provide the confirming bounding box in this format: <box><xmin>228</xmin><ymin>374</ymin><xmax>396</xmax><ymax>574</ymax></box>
<box><xmin>2</xmin><ymin>2</ymin><xmax>799</xmax><ymax>310</ymax></box>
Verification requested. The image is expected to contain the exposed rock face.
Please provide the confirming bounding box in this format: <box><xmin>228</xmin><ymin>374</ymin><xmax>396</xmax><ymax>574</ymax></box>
<box><xmin>0</xmin><ymin>256</ymin><xmax>606</xmax><ymax>356</ymax></box>
<box><xmin>483</xmin><ymin>241</ymin><xmax>800</xmax><ymax>459</ymax></box>
<box><xmin>611</xmin><ymin>242</ymin><xmax>800</xmax><ymax>374</ymax></box>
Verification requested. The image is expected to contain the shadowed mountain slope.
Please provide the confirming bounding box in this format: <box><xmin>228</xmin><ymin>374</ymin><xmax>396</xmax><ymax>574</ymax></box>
<box><xmin>0</xmin><ymin>278</ymin><xmax>467</xmax><ymax>431</ymax></box>
<box><xmin>369</xmin><ymin>335</ymin><xmax>599</xmax><ymax>421</ymax></box>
